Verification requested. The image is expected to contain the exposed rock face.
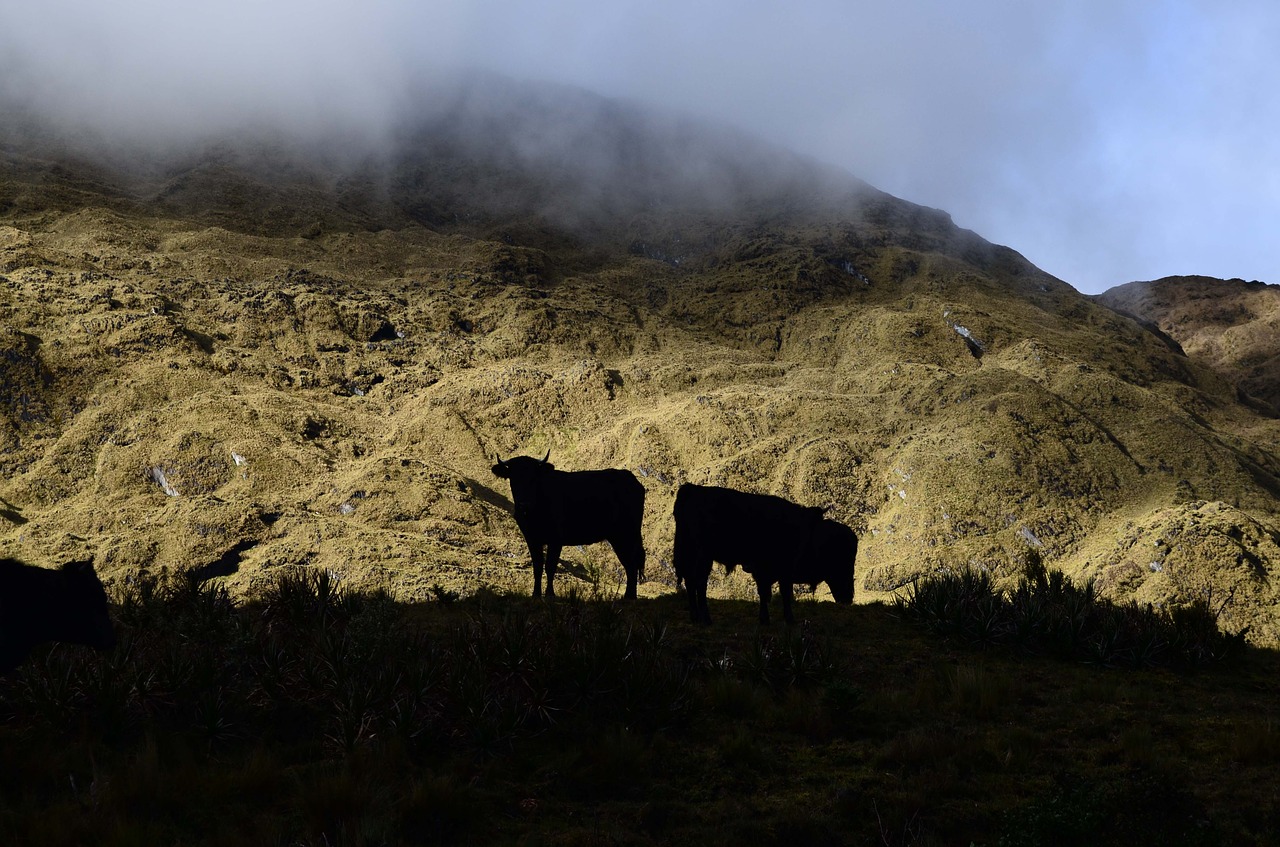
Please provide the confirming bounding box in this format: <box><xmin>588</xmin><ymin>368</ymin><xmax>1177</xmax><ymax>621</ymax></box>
<box><xmin>1098</xmin><ymin>276</ymin><xmax>1280</xmax><ymax>414</ymax></box>
<box><xmin>2</xmin><ymin>80</ymin><xmax>1279</xmax><ymax>643</ymax></box>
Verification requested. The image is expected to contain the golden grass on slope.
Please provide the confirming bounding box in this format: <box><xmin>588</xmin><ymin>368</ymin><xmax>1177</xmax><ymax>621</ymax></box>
<box><xmin>2</xmin><ymin>194</ymin><xmax>1279</xmax><ymax>645</ymax></box>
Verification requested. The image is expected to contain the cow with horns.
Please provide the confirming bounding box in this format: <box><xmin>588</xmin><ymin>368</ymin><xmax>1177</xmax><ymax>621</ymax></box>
<box><xmin>0</xmin><ymin>557</ymin><xmax>117</xmax><ymax>675</ymax></box>
<box><xmin>492</xmin><ymin>452</ymin><xmax>647</xmax><ymax>599</ymax></box>
<box><xmin>673</xmin><ymin>483</ymin><xmax>857</xmax><ymax>625</ymax></box>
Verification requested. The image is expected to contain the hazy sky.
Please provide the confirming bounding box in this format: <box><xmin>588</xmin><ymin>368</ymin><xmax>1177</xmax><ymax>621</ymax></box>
<box><xmin>3</xmin><ymin>1</ymin><xmax>1276</xmax><ymax>294</ymax></box>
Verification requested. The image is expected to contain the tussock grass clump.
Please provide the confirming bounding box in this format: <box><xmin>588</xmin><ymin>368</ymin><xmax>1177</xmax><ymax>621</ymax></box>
<box><xmin>896</xmin><ymin>561</ymin><xmax>1246</xmax><ymax>668</ymax></box>
<box><xmin>737</xmin><ymin>619</ymin><xmax>837</xmax><ymax>693</ymax></box>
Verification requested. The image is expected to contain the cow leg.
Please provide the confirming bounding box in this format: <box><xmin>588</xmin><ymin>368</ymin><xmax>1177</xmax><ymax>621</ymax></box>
<box><xmin>692</xmin><ymin>557</ymin><xmax>714</xmax><ymax>625</ymax></box>
<box><xmin>779</xmin><ymin>581</ymin><xmax>796</xmax><ymax>625</ymax></box>
<box><xmin>529</xmin><ymin>541</ymin><xmax>546</xmax><ymax>598</ymax></box>
<box><xmin>545</xmin><ymin>544</ymin><xmax>562</xmax><ymax>598</ymax></box>
<box><xmin>691</xmin><ymin>573</ymin><xmax>711</xmax><ymax>624</ymax></box>
<box><xmin>681</xmin><ymin>558</ymin><xmax>712</xmax><ymax>624</ymax></box>
<box><xmin>755</xmin><ymin>578</ymin><xmax>772</xmax><ymax>625</ymax></box>
<box><xmin>612</xmin><ymin>534</ymin><xmax>645</xmax><ymax>600</ymax></box>
<box><xmin>675</xmin><ymin>532</ymin><xmax>711</xmax><ymax>624</ymax></box>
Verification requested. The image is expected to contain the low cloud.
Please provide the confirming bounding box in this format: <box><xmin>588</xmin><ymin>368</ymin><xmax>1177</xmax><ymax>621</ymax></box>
<box><xmin>2</xmin><ymin>1</ymin><xmax>1276</xmax><ymax>292</ymax></box>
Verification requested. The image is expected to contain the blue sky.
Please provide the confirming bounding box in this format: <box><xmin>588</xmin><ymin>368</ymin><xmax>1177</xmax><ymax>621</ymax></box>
<box><xmin>3</xmin><ymin>1</ymin><xmax>1276</xmax><ymax>294</ymax></box>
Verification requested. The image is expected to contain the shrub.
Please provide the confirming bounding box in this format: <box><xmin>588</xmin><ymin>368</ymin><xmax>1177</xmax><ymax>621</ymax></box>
<box><xmin>896</xmin><ymin>567</ymin><xmax>1243</xmax><ymax>669</ymax></box>
<box><xmin>739</xmin><ymin>619</ymin><xmax>837</xmax><ymax>693</ymax></box>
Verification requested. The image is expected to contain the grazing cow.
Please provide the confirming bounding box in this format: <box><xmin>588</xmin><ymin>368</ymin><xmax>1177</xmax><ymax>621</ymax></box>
<box><xmin>673</xmin><ymin>483</ymin><xmax>857</xmax><ymax>625</ymax></box>
<box><xmin>0</xmin><ymin>557</ymin><xmax>116</xmax><ymax>675</ymax></box>
<box><xmin>492</xmin><ymin>452</ymin><xmax>646</xmax><ymax>599</ymax></box>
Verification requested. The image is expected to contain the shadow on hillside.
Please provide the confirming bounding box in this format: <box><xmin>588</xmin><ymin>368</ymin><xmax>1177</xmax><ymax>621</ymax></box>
<box><xmin>0</xmin><ymin>497</ymin><xmax>26</xmax><ymax>526</ymax></box>
<box><xmin>464</xmin><ymin>476</ymin><xmax>513</xmax><ymax>513</ymax></box>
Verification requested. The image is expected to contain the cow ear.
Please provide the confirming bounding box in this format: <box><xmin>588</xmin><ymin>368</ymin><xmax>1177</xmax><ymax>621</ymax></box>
<box><xmin>821</xmin><ymin>505</ymin><xmax>834</xmax><ymax>515</ymax></box>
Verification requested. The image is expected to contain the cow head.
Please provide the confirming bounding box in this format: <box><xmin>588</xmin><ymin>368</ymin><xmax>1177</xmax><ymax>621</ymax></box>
<box><xmin>59</xmin><ymin>559</ymin><xmax>117</xmax><ymax>650</ymax></box>
<box><xmin>813</xmin><ymin>521</ymin><xmax>858</xmax><ymax>605</ymax></box>
<box><xmin>492</xmin><ymin>451</ymin><xmax>554</xmax><ymax>479</ymax></box>
<box><xmin>492</xmin><ymin>452</ymin><xmax>556</xmax><ymax>519</ymax></box>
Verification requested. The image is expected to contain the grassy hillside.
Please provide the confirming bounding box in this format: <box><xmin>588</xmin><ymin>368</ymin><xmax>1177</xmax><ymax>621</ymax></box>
<box><xmin>1</xmin><ymin>80</ymin><xmax>1279</xmax><ymax>648</ymax></box>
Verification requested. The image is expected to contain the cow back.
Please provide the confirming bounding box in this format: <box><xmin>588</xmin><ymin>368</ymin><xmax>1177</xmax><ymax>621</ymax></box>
<box><xmin>0</xmin><ymin>558</ymin><xmax>115</xmax><ymax>672</ymax></box>
<box><xmin>520</xmin><ymin>467</ymin><xmax>645</xmax><ymax>547</ymax></box>
<box><xmin>674</xmin><ymin>484</ymin><xmax>824</xmax><ymax>575</ymax></box>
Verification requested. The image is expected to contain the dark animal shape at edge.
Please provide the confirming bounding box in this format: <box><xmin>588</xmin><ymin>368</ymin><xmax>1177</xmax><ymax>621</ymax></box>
<box><xmin>492</xmin><ymin>452</ymin><xmax>646</xmax><ymax>599</ymax></box>
<box><xmin>673</xmin><ymin>483</ymin><xmax>857</xmax><ymax>625</ymax></box>
<box><xmin>0</xmin><ymin>557</ymin><xmax>116</xmax><ymax>675</ymax></box>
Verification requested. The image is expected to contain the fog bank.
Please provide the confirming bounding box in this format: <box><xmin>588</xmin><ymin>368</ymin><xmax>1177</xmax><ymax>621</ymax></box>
<box><xmin>3</xmin><ymin>1</ymin><xmax>1277</xmax><ymax>292</ymax></box>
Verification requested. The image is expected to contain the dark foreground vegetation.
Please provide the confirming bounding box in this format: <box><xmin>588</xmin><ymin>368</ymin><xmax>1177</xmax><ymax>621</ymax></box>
<box><xmin>1</xmin><ymin>568</ymin><xmax>1278</xmax><ymax>846</ymax></box>
<box><xmin>895</xmin><ymin>559</ymin><xmax>1248</xmax><ymax>670</ymax></box>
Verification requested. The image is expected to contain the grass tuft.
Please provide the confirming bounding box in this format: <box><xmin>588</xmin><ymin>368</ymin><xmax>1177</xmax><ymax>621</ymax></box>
<box><xmin>896</xmin><ymin>566</ymin><xmax>1246</xmax><ymax>668</ymax></box>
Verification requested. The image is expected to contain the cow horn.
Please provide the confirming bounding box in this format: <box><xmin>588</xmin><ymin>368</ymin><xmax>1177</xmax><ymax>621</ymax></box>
<box><xmin>542</xmin><ymin>450</ymin><xmax>551</xmax><ymax>463</ymax></box>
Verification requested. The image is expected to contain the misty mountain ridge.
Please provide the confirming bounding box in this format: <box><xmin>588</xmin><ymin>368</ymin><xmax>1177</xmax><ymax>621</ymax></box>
<box><xmin>2</xmin><ymin>73</ymin><xmax>1279</xmax><ymax>644</ymax></box>
<box><xmin>4</xmin><ymin>73</ymin><xmax>941</xmax><ymax>249</ymax></box>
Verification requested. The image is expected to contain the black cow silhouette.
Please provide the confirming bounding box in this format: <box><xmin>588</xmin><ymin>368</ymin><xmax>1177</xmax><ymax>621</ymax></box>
<box><xmin>0</xmin><ymin>557</ymin><xmax>116</xmax><ymax>674</ymax></box>
<box><xmin>493</xmin><ymin>453</ymin><xmax>646</xmax><ymax>599</ymax></box>
<box><xmin>673</xmin><ymin>483</ymin><xmax>857</xmax><ymax>624</ymax></box>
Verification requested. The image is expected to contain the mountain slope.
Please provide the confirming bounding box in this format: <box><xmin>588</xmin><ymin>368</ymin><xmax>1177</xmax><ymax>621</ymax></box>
<box><xmin>1098</xmin><ymin>275</ymin><xmax>1280</xmax><ymax>414</ymax></box>
<box><xmin>2</xmin><ymin>77</ymin><xmax>1279</xmax><ymax>643</ymax></box>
